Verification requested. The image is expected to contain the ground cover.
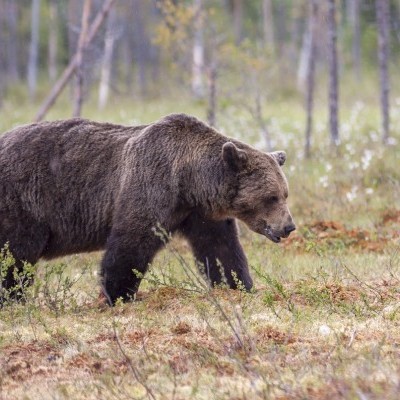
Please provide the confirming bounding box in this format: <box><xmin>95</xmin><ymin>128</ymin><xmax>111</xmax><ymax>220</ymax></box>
<box><xmin>0</xmin><ymin>94</ymin><xmax>399</xmax><ymax>399</ymax></box>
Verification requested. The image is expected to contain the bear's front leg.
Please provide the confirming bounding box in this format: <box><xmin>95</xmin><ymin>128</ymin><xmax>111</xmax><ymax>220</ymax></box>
<box><xmin>178</xmin><ymin>213</ymin><xmax>253</xmax><ymax>291</ymax></box>
<box><xmin>100</xmin><ymin>232</ymin><xmax>163</xmax><ymax>305</ymax></box>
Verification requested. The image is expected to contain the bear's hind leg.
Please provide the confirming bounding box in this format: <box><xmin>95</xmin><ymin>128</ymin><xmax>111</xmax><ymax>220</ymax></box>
<box><xmin>100</xmin><ymin>232</ymin><xmax>163</xmax><ymax>305</ymax></box>
<box><xmin>178</xmin><ymin>213</ymin><xmax>253</xmax><ymax>291</ymax></box>
<box><xmin>0</xmin><ymin>217</ymin><xmax>49</xmax><ymax>303</ymax></box>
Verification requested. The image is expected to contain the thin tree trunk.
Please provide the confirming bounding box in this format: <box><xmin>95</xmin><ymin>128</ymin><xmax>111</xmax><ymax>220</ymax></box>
<box><xmin>276</xmin><ymin>2</ymin><xmax>287</xmax><ymax>59</ymax></box>
<box><xmin>122</xmin><ymin>35</ymin><xmax>133</xmax><ymax>94</ymax></box>
<box><xmin>192</xmin><ymin>0</ymin><xmax>204</xmax><ymax>98</ymax></box>
<box><xmin>27</xmin><ymin>0</ymin><xmax>41</xmax><ymax>100</ymax></box>
<box><xmin>122</xmin><ymin>0</ymin><xmax>134</xmax><ymax>94</ymax></box>
<box><xmin>48</xmin><ymin>0</ymin><xmax>58</xmax><ymax>81</ymax></box>
<box><xmin>67</xmin><ymin>0</ymin><xmax>80</xmax><ymax>98</ymax></box>
<box><xmin>232</xmin><ymin>0</ymin><xmax>243</xmax><ymax>45</ymax></box>
<box><xmin>350</xmin><ymin>0</ymin><xmax>361</xmax><ymax>80</ymax></box>
<box><xmin>305</xmin><ymin>0</ymin><xmax>318</xmax><ymax>158</ymax></box>
<box><xmin>35</xmin><ymin>0</ymin><xmax>116</xmax><ymax>122</ymax></box>
<box><xmin>132</xmin><ymin>0</ymin><xmax>148</xmax><ymax>98</ymax></box>
<box><xmin>149</xmin><ymin>1</ymin><xmax>160</xmax><ymax>92</ymax></box>
<box><xmin>393</xmin><ymin>2</ymin><xmax>400</xmax><ymax>42</ymax></box>
<box><xmin>5</xmin><ymin>0</ymin><xmax>19</xmax><ymax>81</ymax></box>
<box><xmin>297</xmin><ymin>23</ymin><xmax>311</xmax><ymax>89</ymax></box>
<box><xmin>376</xmin><ymin>0</ymin><xmax>390</xmax><ymax>143</ymax></box>
<box><xmin>98</xmin><ymin>10</ymin><xmax>116</xmax><ymax>109</ymax></box>
<box><xmin>68</xmin><ymin>0</ymin><xmax>80</xmax><ymax>64</ymax></box>
<box><xmin>328</xmin><ymin>0</ymin><xmax>339</xmax><ymax>146</ymax></box>
<box><xmin>207</xmin><ymin>63</ymin><xmax>217</xmax><ymax>127</ymax></box>
<box><xmin>288</xmin><ymin>3</ymin><xmax>304</xmax><ymax>67</ymax></box>
<box><xmin>262</xmin><ymin>0</ymin><xmax>274</xmax><ymax>51</ymax></box>
<box><xmin>73</xmin><ymin>0</ymin><xmax>92</xmax><ymax>118</ymax></box>
<box><xmin>255</xmin><ymin>90</ymin><xmax>272</xmax><ymax>151</ymax></box>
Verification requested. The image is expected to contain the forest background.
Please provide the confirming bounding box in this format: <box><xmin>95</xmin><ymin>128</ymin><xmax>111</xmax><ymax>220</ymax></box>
<box><xmin>0</xmin><ymin>0</ymin><xmax>399</xmax><ymax>149</ymax></box>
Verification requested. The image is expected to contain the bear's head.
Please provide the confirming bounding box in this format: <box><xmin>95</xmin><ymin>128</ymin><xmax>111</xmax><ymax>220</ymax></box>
<box><xmin>222</xmin><ymin>142</ymin><xmax>295</xmax><ymax>243</ymax></box>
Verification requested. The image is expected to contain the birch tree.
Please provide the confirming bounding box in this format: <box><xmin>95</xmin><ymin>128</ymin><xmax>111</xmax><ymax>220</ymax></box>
<box><xmin>191</xmin><ymin>0</ymin><xmax>205</xmax><ymax>98</ymax></box>
<box><xmin>327</xmin><ymin>0</ymin><xmax>339</xmax><ymax>146</ymax></box>
<box><xmin>48</xmin><ymin>0</ymin><xmax>58</xmax><ymax>81</ymax></box>
<box><xmin>73</xmin><ymin>0</ymin><xmax>92</xmax><ymax>118</ymax></box>
<box><xmin>232</xmin><ymin>0</ymin><xmax>243</xmax><ymax>45</ymax></box>
<box><xmin>297</xmin><ymin>19</ymin><xmax>311</xmax><ymax>89</ymax></box>
<box><xmin>98</xmin><ymin>10</ymin><xmax>116</xmax><ymax>109</ymax></box>
<box><xmin>262</xmin><ymin>0</ymin><xmax>274</xmax><ymax>51</ymax></box>
<box><xmin>207</xmin><ymin>63</ymin><xmax>217</xmax><ymax>127</ymax></box>
<box><xmin>305</xmin><ymin>0</ymin><xmax>318</xmax><ymax>158</ymax></box>
<box><xmin>349</xmin><ymin>0</ymin><xmax>361</xmax><ymax>80</ymax></box>
<box><xmin>376</xmin><ymin>0</ymin><xmax>390</xmax><ymax>143</ymax></box>
<box><xmin>27</xmin><ymin>0</ymin><xmax>41</xmax><ymax>100</ymax></box>
<box><xmin>132</xmin><ymin>0</ymin><xmax>149</xmax><ymax>97</ymax></box>
<box><xmin>5</xmin><ymin>0</ymin><xmax>19</xmax><ymax>82</ymax></box>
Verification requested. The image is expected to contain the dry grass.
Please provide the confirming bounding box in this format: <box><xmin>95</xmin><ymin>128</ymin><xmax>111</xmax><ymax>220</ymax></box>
<box><xmin>1</xmin><ymin>93</ymin><xmax>400</xmax><ymax>399</ymax></box>
<box><xmin>0</xmin><ymin>221</ymin><xmax>399</xmax><ymax>399</ymax></box>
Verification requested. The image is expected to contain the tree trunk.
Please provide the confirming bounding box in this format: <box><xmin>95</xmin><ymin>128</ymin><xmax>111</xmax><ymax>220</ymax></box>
<box><xmin>305</xmin><ymin>0</ymin><xmax>318</xmax><ymax>158</ymax></box>
<box><xmin>149</xmin><ymin>1</ymin><xmax>161</xmax><ymax>93</ymax></box>
<box><xmin>122</xmin><ymin>35</ymin><xmax>133</xmax><ymax>94</ymax></box>
<box><xmin>255</xmin><ymin>90</ymin><xmax>272</xmax><ymax>152</ymax></box>
<box><xmin>276</xmin><ymin>1</ymin><xmax>287</xmax><ymax>59</ymax></box>
<box><xmin>73</xmin><ymin>0</ymin><xmax>92</xmax><ymax>118</ymax></box>
<box><xmin>262</xmin><ymin>0</ymin><xmax>274</xmax><ymax>51</ymax></box>
<box><xmin>327</xmin><ymin>0</ymin><xmax>339</xmax><ymax>146</ymax></box>
<box><xmin>394</xmin><ymin>2</ymin><xmax>400</xmax><ymax>42</ymax></box>
<box><xmin>297</xmin><ymin>22</ymin><xmax>311</xmax><ymax>89</ymax></box>
<box><xmin>192</xmin><ymin>0</ymin><xmax>205</xmax><ymax>98</ymax></box>
<box><xmin>68</xmin><ymin>0</ymin><xmax>80</xmax><ymax>64</ymax></box>
<box><xmin>376</xmin><ymin>0</ymin><xmax>390</xmax><ymax>143</ymax></box>
<box><xmin>132</xmin><ymin>0</ymin><xmax>148</xmax><ymax>98</ymax></box>
<box><xmin>98</xmin><ymin>9</ymin><xmax>116</xmax><ymax>110</ymax></box>
<box><xmin>48</xmin><ymin>0</ymin><xmax>58</xmax><ymax>81</ymax></box>
<box><xmin>232</xmin><ymin>0</ymin><xmax>243</xmax><ymax>45</ymax></box>
<box><xmin>349</xmin><ymin>0</ymin><xmax>361</xmax><ymax>80</ymax></box>
<box><xmin>5</xmin><ymin>0</ymin><xmax>19</xmax><ymax>82</ymax></box>
<box><xmin>27</xmin><ymin>0</ymin><xmax>41</xmax><ymax>100</ymax></box>
<box><xmin>288</xmin><ymin>2</ymin><xmax>305</xmax><ymax>67</ymax></box>
<box><xmin>121</xmin><ymin>0</ymin><xmax>134</xmax><ymax>94</ymax></box>
<box><xmin>207</xmin><ymin>63</ymin><xmax>217</xmax><ymax>127</ymax></box>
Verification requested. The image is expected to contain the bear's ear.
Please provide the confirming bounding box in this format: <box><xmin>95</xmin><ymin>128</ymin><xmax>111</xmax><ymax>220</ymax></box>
<box><xmin>270</xmin><ymin>151</ymin><xmax>286</xmax><ymax>166</ymax></box>
<box><xmin>222</xmin><ymin>142</ymin><xmax>248</xmax><ymax>171</ymax></box>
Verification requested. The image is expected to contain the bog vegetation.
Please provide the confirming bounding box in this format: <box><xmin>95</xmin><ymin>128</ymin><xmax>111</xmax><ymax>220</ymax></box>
<box><xmin>0</xmin><ymin>1</ymin><xmax>399</xmax><ymax>399</ymax></box>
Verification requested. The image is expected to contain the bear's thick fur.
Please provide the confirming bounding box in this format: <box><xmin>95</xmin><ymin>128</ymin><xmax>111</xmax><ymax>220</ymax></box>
<box><xmin>0</xmin><ymin>114</ymin><xmax>295</xmax><ymax>304</ymax></box>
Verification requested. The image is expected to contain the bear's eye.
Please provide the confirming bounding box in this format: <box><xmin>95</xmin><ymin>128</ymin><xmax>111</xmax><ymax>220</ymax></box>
<box><xmin>265</xmin><ymin>196</ymin><xmax>279</xmax><ymax>205</ymax></box>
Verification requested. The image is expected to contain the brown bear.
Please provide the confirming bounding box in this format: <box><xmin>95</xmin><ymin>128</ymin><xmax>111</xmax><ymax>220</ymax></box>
<box><xmin>0</xmin><ymin>114</ymin><xmax>295</xmax><ymax>305</ymax></box>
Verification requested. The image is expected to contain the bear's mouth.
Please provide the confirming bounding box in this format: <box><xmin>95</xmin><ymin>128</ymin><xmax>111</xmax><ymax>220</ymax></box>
<box><xmin>264</xmin><ymin>226</ymin><xmax>281</xmax><ymax>243</ymax></box>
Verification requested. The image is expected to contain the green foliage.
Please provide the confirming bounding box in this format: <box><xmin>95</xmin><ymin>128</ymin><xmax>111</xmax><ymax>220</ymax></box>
<box><xmin>0</xmin><ymin>244</ymin><xmax>36</xmax><ymax>304</ymax></box>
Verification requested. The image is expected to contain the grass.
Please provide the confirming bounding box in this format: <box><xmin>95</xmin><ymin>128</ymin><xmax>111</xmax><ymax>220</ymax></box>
<box><xmin>0</xmin><ymin>239</ymin><xmax>399</xmax><ymax>399</ymax></box>
<box><xmin>0</xmin><ymin>87</ymin><xmax>399</xmax><ymax>399</ymax></box>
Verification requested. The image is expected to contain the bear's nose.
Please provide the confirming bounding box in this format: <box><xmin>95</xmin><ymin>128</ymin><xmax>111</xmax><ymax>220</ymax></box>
<box><xmin>284</xmin><ymin>224</ymin><xmax>296</xmax><ymax>236</ymax></box>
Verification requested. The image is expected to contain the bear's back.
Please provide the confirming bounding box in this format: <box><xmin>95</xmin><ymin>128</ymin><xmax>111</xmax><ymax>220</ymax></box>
<box><xmin>0</xmin><ymin>119</ymin><xmax>149</xmax><ymax>254</ymax></box>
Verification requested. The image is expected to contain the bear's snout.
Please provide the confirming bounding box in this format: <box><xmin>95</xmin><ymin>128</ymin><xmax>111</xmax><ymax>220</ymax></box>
<box><xmin>283</xmin><ymin>223</ymin><xmax>296</xmax><ymax>237</ymax></box>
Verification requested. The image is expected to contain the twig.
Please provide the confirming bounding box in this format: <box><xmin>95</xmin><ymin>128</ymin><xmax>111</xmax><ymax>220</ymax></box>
<box><xmin>112</xmin><ymin>321</ymin><xmax>156</xmax><ymax>400</ymax></box>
